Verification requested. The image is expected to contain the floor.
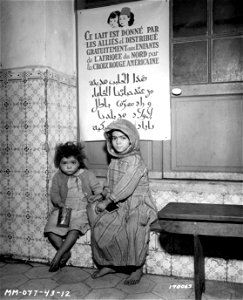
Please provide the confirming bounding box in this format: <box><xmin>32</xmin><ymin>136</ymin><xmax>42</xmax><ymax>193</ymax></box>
<box><xmin>0</xmin><ymin>257</ymin><xmax>242</xmax><ymax>300</ymax></box>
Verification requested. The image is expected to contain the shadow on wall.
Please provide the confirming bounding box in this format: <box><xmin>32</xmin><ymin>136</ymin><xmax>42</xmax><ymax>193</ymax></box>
<box><xmin>158</xmin><ymin>233</ymin><xmax>243</xmax><ymax>260</ymax></box>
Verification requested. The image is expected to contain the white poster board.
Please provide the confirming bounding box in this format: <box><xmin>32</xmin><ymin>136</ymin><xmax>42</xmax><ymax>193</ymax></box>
<box><xmin>78</xmin><ymin>0</ymin><xmax>170</xmax><ymax>141</ymax></box>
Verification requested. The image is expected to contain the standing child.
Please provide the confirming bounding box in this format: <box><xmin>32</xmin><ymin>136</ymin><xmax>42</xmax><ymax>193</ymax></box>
<box><xmin>44</xmin><ymin>142</ymin><xmax>102</xmax><ymax>272</ymax></box>
<box><xmin>87</xmin><ymin>119</ymin><xmax>157</xmax><ymax>285</ymax></box>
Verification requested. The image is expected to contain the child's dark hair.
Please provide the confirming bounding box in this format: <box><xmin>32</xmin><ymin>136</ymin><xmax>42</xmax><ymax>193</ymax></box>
<box><xmin>107</xmin><ymin>10</ymin><xmax>120</xmax><ymax>25</ymax></box>
<box><xmin>54</xmin><ymin>141</ymin><xmax>87</xmax><ymax>169</ymax></box>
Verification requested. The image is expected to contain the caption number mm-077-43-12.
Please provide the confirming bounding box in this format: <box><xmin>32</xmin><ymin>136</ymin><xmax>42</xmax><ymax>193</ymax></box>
<box><xmin>4</xmin><ymin>289</ymin><xmax>71</xmax><ymax>297</ymax></box>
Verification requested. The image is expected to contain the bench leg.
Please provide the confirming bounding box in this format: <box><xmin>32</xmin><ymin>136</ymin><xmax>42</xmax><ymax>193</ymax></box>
<box><xmin>194</xmin><ymin>235</ymin><xmax>205</xmax><ymax>300</ymax></box>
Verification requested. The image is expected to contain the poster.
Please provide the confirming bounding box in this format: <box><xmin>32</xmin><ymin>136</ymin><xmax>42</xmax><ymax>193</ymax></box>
<box><xmin>78</xmin><ymin>0</ymin><xmax>170</xmax><ymax>141</ymax></box>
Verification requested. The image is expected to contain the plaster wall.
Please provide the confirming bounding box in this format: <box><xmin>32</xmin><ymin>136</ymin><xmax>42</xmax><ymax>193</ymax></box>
<box><xmin>1</xmin><ymin>0</ymin><xmax>76</xmax><ymax>76</ymax></box>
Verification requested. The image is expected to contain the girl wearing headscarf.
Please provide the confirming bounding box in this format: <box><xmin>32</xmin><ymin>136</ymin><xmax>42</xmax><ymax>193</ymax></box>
<box><xmin>87</xmin><ymin>119</ymin><xmax>157</xmax><ymax>285</ymax></box>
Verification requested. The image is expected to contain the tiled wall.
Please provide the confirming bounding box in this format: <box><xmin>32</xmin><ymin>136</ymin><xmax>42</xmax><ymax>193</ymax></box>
<box><xmin>0</xmin><ymin>68</ymin><xmax>242</xmax><ymax>283</ymax></box>
<box><xmin>0</xmin><ymin>67</ymin><xmax>77</xmax><ymax>263</ymax></box>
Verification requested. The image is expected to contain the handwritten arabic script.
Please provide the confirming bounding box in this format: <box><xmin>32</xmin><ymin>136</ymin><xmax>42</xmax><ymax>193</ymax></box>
<box><xmin>90</xmin><ymin>72</ymin><xmax>155</xmax><ymax>131</ymax></box>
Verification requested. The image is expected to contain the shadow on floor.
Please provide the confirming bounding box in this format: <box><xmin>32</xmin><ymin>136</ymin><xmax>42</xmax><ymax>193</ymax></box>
<box><xmin>0</xmin><ymin>256</ymin><xmax>242</xmax><ymax>300</ymax></box>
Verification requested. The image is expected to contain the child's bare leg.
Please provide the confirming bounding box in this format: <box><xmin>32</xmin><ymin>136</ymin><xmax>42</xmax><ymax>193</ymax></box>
<box><xmin>47</xmin><ymin>232</ymin><xmax>69</xmax><ymax>267</ymax></box>
<box><xmin>47</xmin><ymin>232</ymin><xmax>63</xmax><ymax>250</ymax></box>
<box><xmin>59</xmin><ymin>251</ymin><xmax>71</xmax><ymax>267</ymax></box>
<box><xmin>91</xmin><ymin>267</ymin><xmax>115</xmax><ymax>279</ymax></box>
<box><xmin>124</xmin><ymin>266</ymin><xmax>143</xmax><ymax>285</ymax></box>
<box><xmin>49</xmin><ymin>230</ymin><xmax>79</xmax><ymax>272</ymax></box>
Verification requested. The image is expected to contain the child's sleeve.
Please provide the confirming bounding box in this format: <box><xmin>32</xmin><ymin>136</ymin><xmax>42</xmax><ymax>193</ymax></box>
<box><xmin>88</xmin><ymin>171</ymin><xmax>103</xmax><ymax>195</ymax></box>
<box><xmin>102</xmin><ymin>168</ymin><xmax>111</xmax><ymax>197</ymax></box>
<box><xmin>109</xmin><ymin>157</ymin><xmax>145</xmax><ymax>203</ymax></box>
<box><xmin>50</xmin><ymin>174</ymin><xmax>63</xmax><ymax>207</ymax></box>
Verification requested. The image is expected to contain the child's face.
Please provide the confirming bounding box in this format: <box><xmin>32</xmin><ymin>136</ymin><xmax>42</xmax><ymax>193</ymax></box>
<box><xmin>110</xmin><ymin>16</ymin><xmax>119</xmax><ymax>28</ymax></box>
<box><xmin>60</xmin><ymin>156</ymin><xmax>80</xmax><ymax>176</ymax></box>
<box><xmin>111</xmin><ymin>130</ymin><xmax>130</xmax><ymax>153</ymax></box>
<box><xmin>119</xmin><ymin>15</ymin><xmax>129</xmax><ymax>27</ymax></box>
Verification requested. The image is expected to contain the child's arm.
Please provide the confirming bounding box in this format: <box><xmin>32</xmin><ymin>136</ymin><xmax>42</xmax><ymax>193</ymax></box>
<box><xmin>102</xmin><ymin>168</ymin><xmax>111</xmax><ymax>198</ymax></box>
<box><xmin>87</xmin><ymin>170</ymin><xmax>103</xmax><ymax>203</ymax></box>
<box><xmin>96</xmin><ymin>156</ymin><xmax>145</xmax><ymax>212</ymax></box>
<box><xmin>50</xmin><ymin>174</ymin><xmax>65</xmax><ymax>208</ymax></box>
<box><xmin>88</xmin><ymin>171</ymin><xmax>103</xmax><ymax>195</ymax></box>
<box><xmin>109</xmin><ymin>157</ymin><xmax>145</xmax><ymax>203</ymax></box>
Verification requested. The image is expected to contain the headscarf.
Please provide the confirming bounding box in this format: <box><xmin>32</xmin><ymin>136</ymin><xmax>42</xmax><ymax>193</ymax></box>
<box><xmin>104</xmin><ymin>119</ymin><xmax>140</xmax><ymax>158</ymax></box>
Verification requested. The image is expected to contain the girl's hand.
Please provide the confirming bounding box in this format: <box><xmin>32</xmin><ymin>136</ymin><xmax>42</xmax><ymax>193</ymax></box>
<box><xmin>57</xmin><ymin>202</ymin><xmax>65</xmax><ymax>208</ymax></box>
<box><xmin>88</xmin><ymin>194</ymin><xmax>104</xmax><ymax>203</ymax></box>
<box><xmin>95</xmin><ymin>199</ymin><xmax>111</xmax><ymax>213</ymax></box>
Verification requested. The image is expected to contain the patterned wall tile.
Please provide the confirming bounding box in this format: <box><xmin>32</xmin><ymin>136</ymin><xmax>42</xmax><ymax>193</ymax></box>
<box><xmin>28</xmin><ymin>194</ymin><xmax>48</xmax><ymax>218</ymax></box>
<box><xmin>224</xmin><ymin>194</ymin><xmax>243</xmax><ymax>205</ymax></box>
<box><xmin>25</xmin><ymin>79</ymin><xmax>45</xmax><ymax>103</ymax></box>
<box><xmin>30</xmin><ymin>170</ymin><xmax>47</xmax><ymax>189</ymax></box>
<box><xmin>9</xmin><ymin>191</ymin><xmax>29</xmax><ymax>214</ymax></box>
<box><xmin>10</xmin><ymin>237</ymin><xmax>30</xmax><ymax>259</ymax></box>
<box><xmin>171</xmin><ymin>255</ymin><xmax>194</xmax><ymax>278</ymax></box>
<box><xmin>227</xmin><ymin>260</ymin><xmax>243</xmax><ymax>283</ymax></box>
<box><xmin>7</xmin><ymin>146</ymin><xmax>29</xmax><ymax>171</ymax></box>
<box><xmin>0</xmin><ymin>209</ymin><xmax>12</xmax><ymax>236</ymax></box>
<box><xmin>0</xmin><ymin>235</ymin><xmax>11</xmax><ymax>255</ymax></box>
<box><xmin>71</xmin><ymin>244</ymin><xmax>94</xmax><ymax>268</ymax></box>
<box><xmin>9</xmin><ymin>215</ymin><xmax>29</xmax><ymax>240</ymax></box>
<box><xmin>28</xmin><ymin>238</ymin><xmax>50</xmax><ymax>261</ymax></box>
<box><xmin>205</xmin><ymin>258</ymin><xmax>227</xmax><ymax>281</ymax></box>
<box><xmin>5</xmin><ymin>127</ymin><xmax>23</xmax><ymax>146</ymax></box>
<box><xmin>6</xmin><ymin>80</ymin><xmax>25</xmax><ymax>104</ymax></box>
<box><xmin>6</xmin><ymin>172</ymin><xmax>29</xmax><ymax>195</ymax></box>
<box><xmin>146</xmin><ymin>249</ymin><xmax>171</xmax><ymax>276</ymax></box>
<box><xmin>151</xmin><ymin>190</ymin><xmax>177</xmax><ymax>210</ymax></box>
<box><xmin>28</xmin><ymin>217</ymin><xmax>47</xmax><ymax>239</ymax></box>
<box><xmin>177</xmin><ymin>191</ymin><xmax>223</xmax><ymax>204</ymax></box>
<box><xmin>7</xmin><ymin>105</ymin><xmax>25</xmax><ymax>128</ymax></box>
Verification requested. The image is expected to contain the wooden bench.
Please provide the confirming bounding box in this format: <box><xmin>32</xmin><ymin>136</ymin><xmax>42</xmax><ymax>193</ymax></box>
<box><xmin>150</xmin><ymin>202</ymin><xmax>243</xmax><ymax>300</ymax></box>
